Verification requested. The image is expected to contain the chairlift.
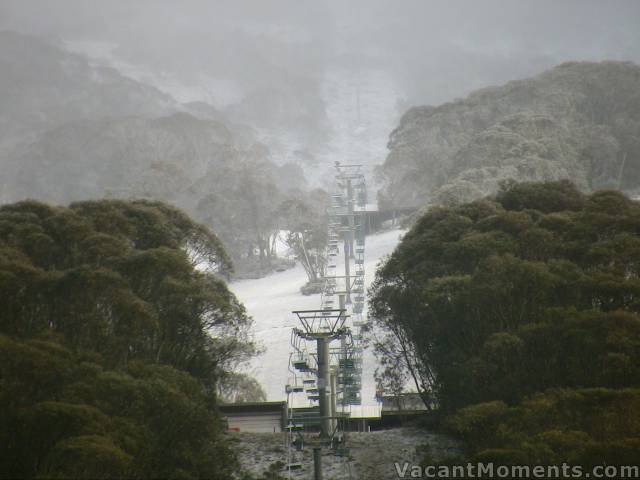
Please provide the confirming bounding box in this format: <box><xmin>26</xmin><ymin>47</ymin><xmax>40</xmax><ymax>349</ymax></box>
<box><xmin>293</xmin><ymin>359</ymin><xmax>310</xmax><ymax>371</ymax></box>
<box><xmin>339</xmin><ymin>358</ymin><xmax>355</xmax><ymax>369</ymax></box>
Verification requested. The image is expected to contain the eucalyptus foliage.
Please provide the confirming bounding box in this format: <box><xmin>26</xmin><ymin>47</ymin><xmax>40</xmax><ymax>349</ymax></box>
<box><xmin>378</xmin><ymin>62</ymin><xmax>640</xmax><ymax>209</ymax></box>
<box><xmin>0</xmin><ymin>199</ymin><xmax>255</xmax><ymax>479</ymax></box>
<box><xmin>371</xmin><ymin>181</ymin><xmax>640</xmax><ymax>464</ymax></box>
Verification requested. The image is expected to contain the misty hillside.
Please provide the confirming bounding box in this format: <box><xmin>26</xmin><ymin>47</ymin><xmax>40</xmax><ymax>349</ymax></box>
<box><xmin>0</xmin><ymin>31</ymin><xmax>308</xmax><ymax>275</ymax></box>
<box><xmin>378</xmin><ymin>61</ymin><xmax>640</xmax><ymax>208</ymax></box>
<box><xmin>4</xmin><ymin>113</ymin><xmax>235</xmax><ymax>203</ymax></box>
<box><xmin>0</xmin><ymin>31</ymin><xmax>177</xmax><ymax>147</ymax></box>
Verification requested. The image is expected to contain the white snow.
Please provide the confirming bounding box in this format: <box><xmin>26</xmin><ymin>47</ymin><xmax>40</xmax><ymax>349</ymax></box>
<box><xmin>233</xmin><ymin>427</ymin><xmax>458</xmax><ymax>480</ymax></box>
<box><xmin>229</xmin><ymin>228</ymin><xmax>405</xmax><ymax>403</ymax></box>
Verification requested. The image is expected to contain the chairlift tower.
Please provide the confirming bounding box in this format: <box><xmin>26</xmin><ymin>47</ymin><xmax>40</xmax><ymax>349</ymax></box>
<box><xmin>326</xmin><ymin>162</ymin><xmax>367</xmax><ymax>409</ymax></box>
<box><xmin>285</xmin><ymin>162</ymin><xmax>367</xmax><ymax>478</ymax></box>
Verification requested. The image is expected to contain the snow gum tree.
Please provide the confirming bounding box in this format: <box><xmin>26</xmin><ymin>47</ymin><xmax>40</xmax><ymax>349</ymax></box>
<box><xmin>278</xmin><ymin>189</ymin><xmax>330</xmax><ymax>286</ymax></box>
<box><xmin>371</xmin><ymin>181</ymin><xmax>640</xmax><ymax>465</ymax></box>
<box><xmin>0</xmin><ymin>199</ymin><xmax>257</xmax><ymax>479</ymax></box>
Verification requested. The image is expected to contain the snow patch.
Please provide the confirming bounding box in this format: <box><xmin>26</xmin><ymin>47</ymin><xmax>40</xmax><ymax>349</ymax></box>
<box><xmin>229</xmin><ymin>228</ymin><xmax>405</xmax><ymax>403</ymax></box>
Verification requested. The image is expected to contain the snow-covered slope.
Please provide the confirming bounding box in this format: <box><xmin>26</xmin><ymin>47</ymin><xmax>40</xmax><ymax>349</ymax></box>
<box><xmin>230</xmin><ymin>228</ymin><xmax>405</xmax><ymax>402</ymax></box>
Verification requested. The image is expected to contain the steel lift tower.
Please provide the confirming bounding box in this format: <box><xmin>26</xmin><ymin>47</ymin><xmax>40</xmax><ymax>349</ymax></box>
<box><xmin>285</xmin><ymin>163</ymin><xmax>367</xmax><ymax>479</ymax></box>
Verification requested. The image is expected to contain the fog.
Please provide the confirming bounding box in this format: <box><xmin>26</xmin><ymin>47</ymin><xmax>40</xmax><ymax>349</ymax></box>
<box><xmin>1</xmin><ymin>1</ymin><xmax>638</xmax><ymax>171</ymax></box>
<box><xmin>3</xmin><ymin>0</ymin><xmax>639</xmax><ymax>106</ymax></box>
<box><xmin>2</xmin><ymin>0</ymin><xmax>638</xmax><ymax>251</ymax></box>
<box><xmin>1</xmin><ymin>2</ymin><xmax>637</xmax><ymax>179</ymax></box>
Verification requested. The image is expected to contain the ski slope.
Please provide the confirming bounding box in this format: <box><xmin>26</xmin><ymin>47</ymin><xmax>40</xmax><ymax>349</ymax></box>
<box><xmin>229</xmin><ymin>228</ymin><xmax>405</xmax><ymax>403</ymax></box>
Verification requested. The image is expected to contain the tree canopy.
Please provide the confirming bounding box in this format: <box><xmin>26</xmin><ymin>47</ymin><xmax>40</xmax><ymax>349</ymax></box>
<box><xmin>371</xmin><ymin>181</ymin><xmax>640</xmax><ymax>465</ymax></box>
<box><xmin>377</xmin><ymin>61</ymin><xmax>640</xmax><ymax>209</ymax></box>
<box><xmin>0</xmin><ymin>199</ymin><xmax>256</xmax><ymax>478</ymax></box>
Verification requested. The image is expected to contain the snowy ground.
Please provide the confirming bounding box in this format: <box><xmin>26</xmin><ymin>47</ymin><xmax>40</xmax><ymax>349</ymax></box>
<box><xmin>229</xmin><ymin>228</ymin><xmax>405</xmax><ymax>403</ymax></box>
<box><xmin>231</xmin><ymin>428</ymin><xmax>459</xmax><ymax>480</ymax></box>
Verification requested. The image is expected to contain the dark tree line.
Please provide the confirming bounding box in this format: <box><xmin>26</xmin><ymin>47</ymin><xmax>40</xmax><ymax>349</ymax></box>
<box><xmin>371</xmin><ymin>181</ymin><xmax>640</xmax><ymax>465</ymax></box>
<box><xmin>0</xmin><ymin>199</ymin><xmax>257</xmax><ymax>478</ymax></box>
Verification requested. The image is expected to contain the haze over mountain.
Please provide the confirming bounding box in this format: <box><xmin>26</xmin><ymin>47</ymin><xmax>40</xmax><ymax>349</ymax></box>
<box><xmin>0</xmin><ymin>31</ymin><xmax>309</xmax><ymax>276</ymax></box>
<box><xmin>2</xmin><ymin>0</ymin><xmax>639</xmax><ymax>184</ymax></box>
<box><xmin>0</xmin><ymin>31</ymin><xmax>175</xmax><ymax>148</ymax></box>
